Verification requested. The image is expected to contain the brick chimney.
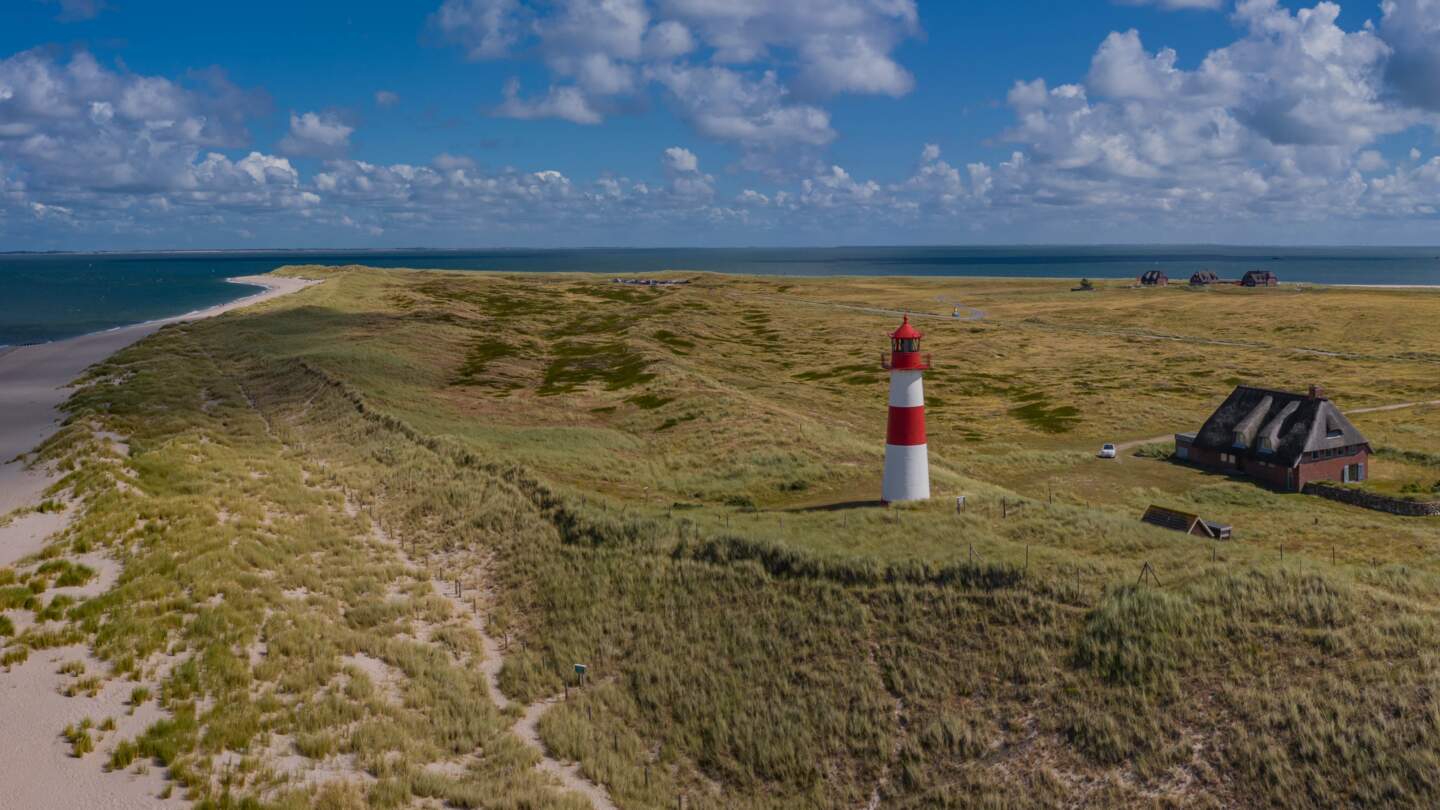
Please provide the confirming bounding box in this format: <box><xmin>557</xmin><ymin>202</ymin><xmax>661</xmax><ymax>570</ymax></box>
<box><xmin>1309</xmin><ymin>384</ymin><xmax>1326</xmax><ymax>400</ymax></box>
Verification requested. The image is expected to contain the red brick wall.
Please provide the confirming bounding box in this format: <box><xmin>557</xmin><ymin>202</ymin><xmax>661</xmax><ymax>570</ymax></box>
<box><xmin>1186</xmin><ymin>445</ymin><xmax>1369</xmax><ymax>492</ymax></box>
<box><xmin>1297</xmin><ymin>447</ymin><xmax>1371</xmax><ymax>489</ymax></box>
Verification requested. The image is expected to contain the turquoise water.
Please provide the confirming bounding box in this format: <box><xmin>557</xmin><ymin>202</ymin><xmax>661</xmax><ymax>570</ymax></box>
<box><xmin>4</xmin><ymin>246</ymin><xmax>1440</xmax><ymax>347</ymax></box>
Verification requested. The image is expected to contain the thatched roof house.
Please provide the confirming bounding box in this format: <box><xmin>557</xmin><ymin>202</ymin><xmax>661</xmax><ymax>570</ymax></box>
<box><xmin>1175</xmin><ymin>385</ymin><xmax>1371</xmax><ymax>491</ymax></box>
<box><xmin>1242</xmin><ymin>269</ymin><xmax>1279</xmax><ymax>287</ymax></box>
<box><xmin>1190</xmin><ymin>270</ymin><xmax>1221</xmax><ymax>285</ymax></box>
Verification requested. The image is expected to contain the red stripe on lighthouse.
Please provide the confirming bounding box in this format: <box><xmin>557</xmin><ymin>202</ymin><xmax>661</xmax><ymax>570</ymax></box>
<box><xmin>886</xmin><ymin>405</ymin><xmax>926</xmax><ymax>446</ymax></box>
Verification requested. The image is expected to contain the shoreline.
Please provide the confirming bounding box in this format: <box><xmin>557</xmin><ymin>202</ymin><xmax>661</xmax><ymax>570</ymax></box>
<box><xmin>0</xmin><ymin>277</ymin><xmax>271</xmax><ymax>354</ymax></box>
<box><xmin>0</xmin><ymin>273</ymin><xmax>316</xmax><ymax>808</ymax></box>
<box><xmin>0</xmin><ymin>274</ymin><xmax>317</xmax><ymax>517</ymax></box>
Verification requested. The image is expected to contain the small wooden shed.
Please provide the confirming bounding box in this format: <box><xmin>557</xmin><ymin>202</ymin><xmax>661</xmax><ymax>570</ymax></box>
<box><xmin>1141</xmin><ymin>505</ymin><xmax>1232</xmax><ymax>540</ymax></box>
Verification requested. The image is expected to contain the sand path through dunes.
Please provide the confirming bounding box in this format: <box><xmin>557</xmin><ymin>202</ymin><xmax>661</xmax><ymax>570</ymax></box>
<box><xmin>0</xmin><ymin>275</ymin><xmax>318</xmax><ymax>517</ymax></box>
<box><xmin>430</xmin><ymin>576</ymin><xmax>619</xmax><ymax>810</ymax></box>
<box><xmin>424</xmin><ymin>564</ymin><xmax>619</xmax><ymax>810</ymax></box>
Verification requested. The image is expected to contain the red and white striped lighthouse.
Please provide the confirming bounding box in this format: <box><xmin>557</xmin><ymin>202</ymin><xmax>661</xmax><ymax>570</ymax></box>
<box><xmin>881</xmin><ymin>315</ymin><xmax>931</xmax><ymax>503</ymax></box>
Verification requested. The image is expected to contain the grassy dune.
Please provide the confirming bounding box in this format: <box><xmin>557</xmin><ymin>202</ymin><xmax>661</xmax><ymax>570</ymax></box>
<box><xmin>4</xmin><ymin>265</ymin><xmax>1440</xmax><ymax>808</ymax></box>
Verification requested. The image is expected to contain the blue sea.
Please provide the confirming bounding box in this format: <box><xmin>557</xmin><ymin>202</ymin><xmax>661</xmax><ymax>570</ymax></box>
<box><xmin>4</xmin><ymin>246</ymin><xmax>1440</xmax><ymax>347</ymax></box>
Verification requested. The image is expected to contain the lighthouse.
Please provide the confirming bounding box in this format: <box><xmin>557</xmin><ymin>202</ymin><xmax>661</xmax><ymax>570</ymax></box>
<box><xmin>881</xmin><ymin>315</ymin><xmax>931</xmax><ymax>503</ymax></box>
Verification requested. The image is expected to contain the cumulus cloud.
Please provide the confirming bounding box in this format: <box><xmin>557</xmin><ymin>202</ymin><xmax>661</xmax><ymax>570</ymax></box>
<box><xmin>661</xmin><ymin>145</ymin><xmax>713</xmax><ymax>197</ymax></box>
<box><xmin>431</xmin><ymin>0</ymin><xmax>920</xmax><ymax>152</ymax></box>
<box><xmin>1114</xmin><ymin>0</ymin><xmax>1224</xmax><ymax>9</ymax></box>
<box><xmin>495</xmin><ymin>78</ymin><xmax>603</xmax><ymax>124</ymax></box>
<box><xmin>1379</xmin><ymin>0</ymin><xmax>1440</xmax><ymax>111</ymax></box>
<box><xmin>0</xmin><ymin>50</ymin><xmax>268</xmax><ymax>193</ymax></box>
<box><xmin>429</xmin><ymin>0</ymin><xmax>527</xmax><ymax>60</ymax></box>
<box><xmin>44</xmin><ymin>0</ymin><xmax>107</xmax><ymax>22</ymax></box>
<box><xmin>976</xmin><ymin>0</ymin><xmax>1440</xmax><ymax>229</ymax></box>
<box><xmin>278</xmin><ymin>111</ymin><xmax>354</xmax><ymax>158</ymax></box>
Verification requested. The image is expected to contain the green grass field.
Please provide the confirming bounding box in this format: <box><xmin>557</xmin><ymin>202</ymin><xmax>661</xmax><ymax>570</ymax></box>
<box><xmin>5</xmin><ymin>265</ymin><xmax>1440</xmax><ymax>808</ymax></box>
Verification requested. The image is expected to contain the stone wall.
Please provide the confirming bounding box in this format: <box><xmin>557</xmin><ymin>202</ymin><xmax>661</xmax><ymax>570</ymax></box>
<box><xmin>1303</xmin><ymin>483</ymin><xmax>1440</xmax><ymax>517</ymax></box>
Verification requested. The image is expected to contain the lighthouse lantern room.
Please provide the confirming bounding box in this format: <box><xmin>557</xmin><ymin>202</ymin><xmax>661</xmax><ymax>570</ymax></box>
<box><xmin>881</xmin><ymin>315</ymin><xmax>931</xmax><ymax>503</ymax></box>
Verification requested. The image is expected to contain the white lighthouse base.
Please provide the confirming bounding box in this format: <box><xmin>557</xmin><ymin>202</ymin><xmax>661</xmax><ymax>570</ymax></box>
<box><xmin>882</xmin><ymin>443</ymin><xmax>930</xmax><ymax>503</ymax></box>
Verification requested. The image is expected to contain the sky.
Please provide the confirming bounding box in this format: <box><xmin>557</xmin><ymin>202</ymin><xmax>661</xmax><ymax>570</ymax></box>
<box><xmin>3</xmin><ymin>0</ymin><xmax>1440</xmax><ymax>249</ymax></box>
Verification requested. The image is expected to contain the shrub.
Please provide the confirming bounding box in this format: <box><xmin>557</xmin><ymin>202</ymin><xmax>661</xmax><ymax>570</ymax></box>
<box><xmin>1</xmin><ymin>646</ymin><xmax>28</xmax><ymax>667</ymax></box>
<box><xmin>1074</xmin><ymin>585</ymin><xmax>1205</xmax><ymax>689</ymax></box>
<box><xmin>108</xmin><ymin>738</ymin><xmax>139</xmax><ymax>770</ymax></box>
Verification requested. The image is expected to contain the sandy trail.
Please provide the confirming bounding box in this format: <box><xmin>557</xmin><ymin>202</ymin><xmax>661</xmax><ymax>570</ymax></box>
<box><xmin>0</xmin><ymin>274</ymin><xmax>316</xmax><ymax>809</ymax></box>
<box><xmin>429</xmin><ymin>574</ymin><xmax>619</xmax><ymax>810</ymax></box>
<box><xmin>362</xmin><ymin>495</ymin><xmax>616</xmax><ymax>810</ymax></box>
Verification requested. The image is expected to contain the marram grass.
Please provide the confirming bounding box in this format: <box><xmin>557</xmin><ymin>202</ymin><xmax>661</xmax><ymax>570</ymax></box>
<box><xmin>7</xmin><ymin>265</ymin><xmax>1440</xmax><ymax>808</ymax></box>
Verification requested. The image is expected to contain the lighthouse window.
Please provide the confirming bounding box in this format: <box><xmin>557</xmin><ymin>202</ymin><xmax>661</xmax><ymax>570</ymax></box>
<box><xmin>894</xmin><ymin>338</ymin><xmax>919</xmax><ymax>353</ymax></box>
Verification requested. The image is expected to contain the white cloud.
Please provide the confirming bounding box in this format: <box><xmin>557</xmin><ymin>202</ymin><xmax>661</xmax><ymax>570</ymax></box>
<box><xmin>661</xmin><ymin>145</ymin><xmax>713</xmax><ymax>197</ymax></box>
<box><xmin>430</xmin><ymin>0</ymin><xmax>526</xmax><ymax>60</ymax></box>
<box><xmin>433</xmin><ymin>152</ymin><xmax>477</xmax><ymax>170</ymax></box>
<box><xmin>1115</xmin><ymin>0</ymin><xmax>1224</xmax><ymax>9</ymax></box>
<box><xmin>975</xmin><ymin>1</ymin><xmax>1440</xmax><ymax>229</ymax></box>
<box><xmin>1379</xmin><ymin>0</ymin><xmax>1440</xmax><ymax>111</ymax></box>
<box><xmin>649</xmin><ymin>65</ymin><xmax>835</xmax><ymax>147</ymax></box>
<box><xmin>662</xmin><ymin>146</ymin><xmax>698</xmax><ymax>173</ymax></box>
<box><xmin>495</xmin><ymin>79</ymin><xmax>603</xmax><ymax>124</ymax></box>
<box><xmin>44</xmin><ymin>0</ymin><xmax>107</xmax><ymax>22</ymax></box>
<box><xmin>278</xmin><ymin>111</ymin><xmax>354</xmax><ymax>158</ymax></box>
<box><xmin>432</xmin><ymin>0</ymin><xmax>920</xmax><ymax>151</ymax></box>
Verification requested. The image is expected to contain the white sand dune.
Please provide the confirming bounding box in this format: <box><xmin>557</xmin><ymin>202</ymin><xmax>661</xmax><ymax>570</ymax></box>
<box><xmin>0</xmin><ymin>274</ymin><xmax>315</xmax><ymax>808</ymax></box>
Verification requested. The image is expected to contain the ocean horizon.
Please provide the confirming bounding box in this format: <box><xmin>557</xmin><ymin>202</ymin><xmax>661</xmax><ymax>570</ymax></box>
<box><xmin>4</xmin><ymin>245</ymin><xmax>1440</xmax><ymax>347</ymax></box>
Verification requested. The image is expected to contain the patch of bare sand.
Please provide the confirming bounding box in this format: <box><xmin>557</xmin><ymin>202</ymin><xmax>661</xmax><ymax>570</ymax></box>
<box><xmin>340</xmin><ymin>653</ymin><xmax>405</xmax><ymax>706</ymax></box>
<box><xmin>0</xmin><ymin>644</ymin><xmax>182</xmax><ymax>810</ymax></box>
<box><xmin>0</xmin><ymin>501</ymin><xmax>73</xmax><ymax>567</ymax></box>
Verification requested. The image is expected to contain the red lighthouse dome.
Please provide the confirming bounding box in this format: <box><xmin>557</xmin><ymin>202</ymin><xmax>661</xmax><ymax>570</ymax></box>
<box><xmin>882</xmin><ymin>315</ymin><xmax>931</xmax><ymax>371</ymax></box>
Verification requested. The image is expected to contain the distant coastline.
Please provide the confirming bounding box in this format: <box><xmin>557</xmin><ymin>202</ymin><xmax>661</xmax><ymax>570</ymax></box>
<box><xmin>5</xmin><ymin>246</ymin><xmax>1440</xmax><ymax>347</ymax></box>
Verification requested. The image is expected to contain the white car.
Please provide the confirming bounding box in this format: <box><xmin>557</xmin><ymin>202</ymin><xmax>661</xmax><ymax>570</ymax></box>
<box><xmin>1098</xmin><ymin>443</ymin><xmax>1118</xmax><ymax>459</ymax></box>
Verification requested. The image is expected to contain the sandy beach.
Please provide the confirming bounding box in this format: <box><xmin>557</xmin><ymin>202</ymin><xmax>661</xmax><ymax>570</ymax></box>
<box><xmin>0</xmin><ymin>275</ymin><xmax>315</xmax><ymax>516</ymax></box>
<box><xmin>0</xmin><ymin>274</ymin><xmax>314</xmax><ymax>809</ymax></box>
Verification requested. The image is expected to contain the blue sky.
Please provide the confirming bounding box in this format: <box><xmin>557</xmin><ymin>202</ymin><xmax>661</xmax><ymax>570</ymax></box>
<box><xmin>3</xmin><ymin>0</ymin><xmax>1440</xmax><ymax>248</ymax></box>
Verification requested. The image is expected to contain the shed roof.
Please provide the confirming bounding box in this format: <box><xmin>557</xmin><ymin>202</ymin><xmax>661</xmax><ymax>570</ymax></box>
<box><xmin>1192</xmin><ymin>385</ymin><xmax>1369</xmax><ymax>467</ymax></box>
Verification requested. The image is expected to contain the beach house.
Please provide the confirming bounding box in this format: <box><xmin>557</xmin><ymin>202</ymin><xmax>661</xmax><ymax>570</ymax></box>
<box><xmin>1241</xmin><ymin>270</ymin><xmax>1279</xmax><ymax>287</ymax></box>
<box><xmin>1139</xmin><ymin>270</ymin><xmax>1168</xmax><ymax>286</ymax></box>
<box><xmin>1174</xmin><ymin>385</ymin><xmax>1371</xmax><ymax>492</ymax></box>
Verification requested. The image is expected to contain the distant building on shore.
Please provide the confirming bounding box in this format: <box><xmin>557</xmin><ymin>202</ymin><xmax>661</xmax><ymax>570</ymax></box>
<box><xmin>1241</xmin><ymin>270</ymin><xmax>1279</xmax><ymax>287</ymax></box>
<box><xmin>611</xmin><ymin>278</ymin><xmax>691</xmax><ymax>287</ymax></box>
<box><xmin>1174</xmin><ymin>384</ymin><xmax>1370</xmax><ymax>492</ymax></box>
<box><xmin>1189</xmin><ymin>270</ymin><xmax>1221</xmax><ymax>286</ymax></box>
<box><xmin>1139</xmin><ymin>270</ymin><xmax>1168</xmax><ymax>286</ymax></box>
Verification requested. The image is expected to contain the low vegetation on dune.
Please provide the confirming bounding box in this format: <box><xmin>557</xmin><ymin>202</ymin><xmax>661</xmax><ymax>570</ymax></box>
<box><xmin>4</xmin><ymin>265</ymin><xmax>1440</xmax><ymax>807</ymax></box>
